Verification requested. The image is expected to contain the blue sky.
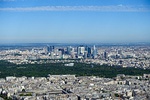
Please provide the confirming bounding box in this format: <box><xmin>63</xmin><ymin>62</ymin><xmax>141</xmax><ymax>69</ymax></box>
<box><xmin>0</xmin><ymin>0</ymin><xmax>150</xmax><ymax>43</ymax></box>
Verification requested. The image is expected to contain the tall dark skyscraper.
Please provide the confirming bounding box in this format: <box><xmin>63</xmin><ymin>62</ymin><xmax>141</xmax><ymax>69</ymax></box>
<box><xmin>67</xmin><ymin>46</ymin><xmax>72</xmax><ymax>55</ymax></box>
<box><xmin>45</xmin><ymin>45</ymin><xmax>55</xmax><ymax>54</ymax></box>
<box><xmin>104</xmin><ymin>51</ymin><xmax>108</xmax><ymax>59</ymax></box>
<box><xmin>87</xmin><ymin>47</ymin><xmax>92</xmax><ymax>58</ymax></box>
<box><xmin>46</xmin><ymin>45</ymin><xmax>50</xmax><ymax>53</ymax></box>
<box><xmin>50</xmin><ymin>46</ymin><xmax>55</xmax><ymax>52</ymax></box>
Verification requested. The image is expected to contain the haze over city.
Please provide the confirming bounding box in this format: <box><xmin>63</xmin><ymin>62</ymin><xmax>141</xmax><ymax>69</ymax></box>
<box><xmin>0</xmin><ymin>0</ymin><xmax>150</xmax><ymax>43</ymax></box>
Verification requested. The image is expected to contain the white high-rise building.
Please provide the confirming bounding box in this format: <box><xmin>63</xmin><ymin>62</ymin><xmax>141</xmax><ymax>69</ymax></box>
<box><xmin>93</xmin><ymin>45</ymin><xmax>97</xmax><ymax>59</ymax></box>
<box><xmin>77</xmin><ymin>46</ymin><xmax>85</xmax><ymax>55</ymax></box>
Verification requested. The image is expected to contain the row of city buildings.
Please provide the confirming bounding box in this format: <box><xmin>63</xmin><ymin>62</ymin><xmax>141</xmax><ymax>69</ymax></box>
<box><xmin>44</xmin><ymin>45</ymin><xmax>97</xmax><ymax>59</ymax></box>
<box><xmin>0</xmin><ymin>74</ymin><xmax>150</xmax><ymax>100</ymax></box>
<box><xmin>0</xmin><ymin>45</ymin><xmax>149</xmax><ymax>69</ymax></box>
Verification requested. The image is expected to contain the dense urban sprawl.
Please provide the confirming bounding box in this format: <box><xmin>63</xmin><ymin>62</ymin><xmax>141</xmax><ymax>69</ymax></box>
<box><xmin>0</xmin><ymin>74</ymin><xmax>150</xmax><ymax>100</ymax></box>
<box><xmin>0</xmin><ymin>45</ymin><xmax>149</xmax><ymax>69</ymax></box>
<box><xmin>0</xmin><ymin>44</ymin><xmax>150</xmax><ymax>100</ymax></box>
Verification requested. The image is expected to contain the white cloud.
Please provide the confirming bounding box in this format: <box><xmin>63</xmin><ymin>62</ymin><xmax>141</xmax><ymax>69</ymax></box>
<box><xmin>0</xmin><ymin>0</ymin><xmax>16</xmax><ymax>1</ymax></box>
<box><xmin>0</xmin><ymin>5</ymin><xmax>149</xmax><ymax>12</ymax></box>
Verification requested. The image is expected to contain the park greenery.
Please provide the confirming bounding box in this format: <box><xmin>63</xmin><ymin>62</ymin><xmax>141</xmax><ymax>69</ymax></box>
<box><xmin>0</xmin><ymin>60</ymin><xmax>150</xmax><ymax>78</ymax></box>
<box><xmin>0</xmin><ymin>94</ymin><xmax>12</xmax><ymax>100</ymax></box>
<box><xmin>19</xmin><ymin>93</ymin><xmax>32</xmax><ymax>96</ymax></box>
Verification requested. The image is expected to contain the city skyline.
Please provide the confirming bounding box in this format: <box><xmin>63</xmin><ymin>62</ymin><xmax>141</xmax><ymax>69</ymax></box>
<box><xmin>0</xmin><ymin>0</ymin><xmax>150</xmax><ymax>43</ymax></box>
